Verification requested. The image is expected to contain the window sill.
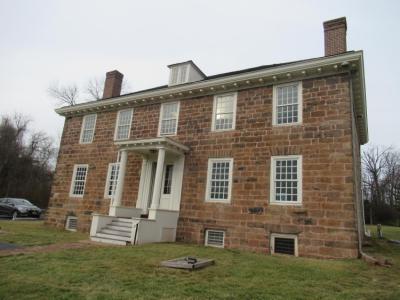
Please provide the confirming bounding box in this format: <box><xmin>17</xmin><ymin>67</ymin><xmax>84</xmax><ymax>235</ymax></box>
<box><xmin>158</xmin><ymin>133</ymin><xmax>177</xmax><ymax>137</ymax></box>
<box><xmin>205</xmin><ymin>199</ymin><xmax>231</xmax><ymax>204</ymax></box>
<box><xmin>269</xmin><ymin>201</ymin><xmax>302</xmax><ymax>206</ymax></box>
<box><xmin>272</xmin><ymin>122</ymin><xmax>303</xmax><ymax>128</ymax></box>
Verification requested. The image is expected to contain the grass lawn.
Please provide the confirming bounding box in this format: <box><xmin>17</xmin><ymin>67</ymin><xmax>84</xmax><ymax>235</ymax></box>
<box><xmin>0</xmin><ymin>222</ymin><xmax>399</xmax><ymax>300</ymax></box>
<box><xmin>0</xmin><ymin>220</ymin><xmax>87</xmax><ymax>246</ymax></box>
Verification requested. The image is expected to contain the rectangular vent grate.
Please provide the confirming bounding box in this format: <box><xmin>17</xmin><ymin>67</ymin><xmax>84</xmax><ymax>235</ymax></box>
<box><xmin>274</xmin><ymin>237</ymin><xmax>295</xmax><ymax>255</ymax></box>
<box><xmin>205</xmin><ymin>230</ymin><xmax>225</xmax><ymax>248</ymax></box>
<box><xmin>66</xmin><ymin>216</ymin><xmax>78</xmax><ymax>232</ymax></box>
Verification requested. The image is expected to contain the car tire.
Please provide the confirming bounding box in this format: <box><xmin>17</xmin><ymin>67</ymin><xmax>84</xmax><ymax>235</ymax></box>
<box><xmin>12</xmin><ymin>211</ymin><xmax>18</xmax><ymax>220</ymax></box>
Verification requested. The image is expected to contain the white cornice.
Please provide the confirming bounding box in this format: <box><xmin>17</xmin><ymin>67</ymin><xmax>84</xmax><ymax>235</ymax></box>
<box><xmin>55</xmin><ymin>51</ymin><xmax>368</xmax><ymax>144</ymax></box>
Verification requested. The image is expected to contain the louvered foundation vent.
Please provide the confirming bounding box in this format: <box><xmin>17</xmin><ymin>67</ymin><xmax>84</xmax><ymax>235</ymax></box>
<box><xmin>66</xmin><ymin>216</ymin><xmax>78</xmax><ymax>232</ymax></box>
<box><xmin>205</xmin><ymin>230</ymin><xmax>225</xmax><ymax>248</ymax></box>
<box><xmin>271</xmin><ymin>233</ymin><xmax>298</xmax><ymax>256</ymax></box>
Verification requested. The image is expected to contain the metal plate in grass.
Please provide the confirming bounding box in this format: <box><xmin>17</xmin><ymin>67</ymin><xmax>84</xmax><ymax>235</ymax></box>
<box><xmin>161</xmin><ymin>256</ymin><xmax>214</xmax><ymax>270</ymax></box>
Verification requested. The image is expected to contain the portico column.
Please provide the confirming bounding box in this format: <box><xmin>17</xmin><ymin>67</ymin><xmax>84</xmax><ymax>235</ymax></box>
<box><xmin>109</xmin><ymin>149</ymin><xmax>128</xmax><ymax>216</ymax></box>
<box><xmin>150</xmin><ymin>148</ymin><xmax>166</xmax><ymax>213</ymax></box>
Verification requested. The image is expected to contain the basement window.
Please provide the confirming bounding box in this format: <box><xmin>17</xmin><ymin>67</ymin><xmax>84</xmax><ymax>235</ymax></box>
<box><xmin>65</xmin><ymin>216</ymin><xmax>78</xmax><ymax>232</ymax></box>
<box><xmin>205</xmin><ymin>230</ymin><xmax>225</xmax><ymax>248</ymax></box>
<box><xmin>271</xmin><ymin>233</ymin><xmax>298</xmax><ymax>256</ymax></box>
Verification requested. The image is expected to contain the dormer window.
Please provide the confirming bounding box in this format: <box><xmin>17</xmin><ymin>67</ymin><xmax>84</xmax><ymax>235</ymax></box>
<box><xmin>168</xmin><ymin>61</ymin><xmax>206</xmax><ymax>86</ymax></box>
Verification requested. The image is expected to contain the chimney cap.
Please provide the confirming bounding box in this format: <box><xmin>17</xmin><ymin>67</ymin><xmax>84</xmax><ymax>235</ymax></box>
<box><xmin>106</xmin><ymin>70</ymin><xmax>124</xmax><ymax>79</ymax></box>
<box><xmin>323</xmin><ymin>17</ymin><xmax>347</xmax><ymax>31</ymax></box>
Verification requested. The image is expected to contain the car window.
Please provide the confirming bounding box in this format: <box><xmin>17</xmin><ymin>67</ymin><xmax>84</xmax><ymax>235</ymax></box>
<box><xmin>11</xmin><ymin>198</ymin><xmax>32</xmax><ymax>205</ymax></box>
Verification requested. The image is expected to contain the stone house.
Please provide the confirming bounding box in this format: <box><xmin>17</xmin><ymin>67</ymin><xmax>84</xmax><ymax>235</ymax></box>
<box><xmin>46</xmin><ymin>17</ymin><xmax>368</xmax><ymax>258</ymax></box>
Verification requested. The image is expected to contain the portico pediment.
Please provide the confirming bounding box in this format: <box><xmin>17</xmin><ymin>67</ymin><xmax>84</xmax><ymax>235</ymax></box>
<box><xmin>115</xmin><ymin>137</ymin><xmax>189</xmax><ymax>155</ymax></box>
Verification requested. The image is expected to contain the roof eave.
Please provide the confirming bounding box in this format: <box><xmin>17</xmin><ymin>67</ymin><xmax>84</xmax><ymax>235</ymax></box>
<box><xmin>55</xmin><ymin>51</ymin><xmax>368</xmax><ymax>145</ymax></box>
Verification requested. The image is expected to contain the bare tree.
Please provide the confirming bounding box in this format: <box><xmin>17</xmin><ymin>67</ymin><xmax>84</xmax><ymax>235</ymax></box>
<box><xmin>0</xmin><ymin>114</ymin><xmax>55</xmax><ymax>208</ymax></box>
<box><xmin>48</xmin><ymin>82</ymin><xmax>79</xmax><ymax>106</ymax></box>
<box><xmin>50</xmin><ymin>76</ymin><xmax>132</xmax><ymax>104</ymax></box>
<box><xmin>86</xmin><ymin>77</ymin><xmax>104</xmax><ymax>100</ymax></box>
<box><xmin>86</xmin><ymin>77</ymin><xmax>131</xmax><ymax>100</ymax></box>
<box><xmin>362</xmin><ymin>145</ymin><xmax>400</xmax><ymax>225</ymax></box>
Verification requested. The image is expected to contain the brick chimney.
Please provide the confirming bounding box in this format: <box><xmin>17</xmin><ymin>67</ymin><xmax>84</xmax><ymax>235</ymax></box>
<box><xmin>103</xmin><ymin>70</ymin><xmax>123</xmax><ymax>99</ymax></box>
<box><xmin>323</xmin><ymin>17</ymin><xmax>347</xmax><ymax>56</ymax></box>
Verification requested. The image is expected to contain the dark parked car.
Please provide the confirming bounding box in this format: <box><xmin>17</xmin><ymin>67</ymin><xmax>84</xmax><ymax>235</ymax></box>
<box><xmin>0</xmin><ymin>198</ymin><xmax>42</xmax><ymax>220</ymax></box>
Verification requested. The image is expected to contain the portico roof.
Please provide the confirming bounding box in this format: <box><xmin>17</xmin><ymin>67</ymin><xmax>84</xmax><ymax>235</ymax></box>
<box><xmin>115</xmin><ymin>137</ymin><xmax>190</xmax><ymax>155</ymax></box>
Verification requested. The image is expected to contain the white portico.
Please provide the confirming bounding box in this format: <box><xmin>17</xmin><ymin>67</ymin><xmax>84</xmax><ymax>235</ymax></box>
<box><xmin>90</xmin><ymin>137</ymin><xmax>189</xmax><ymax>245</ymax></box>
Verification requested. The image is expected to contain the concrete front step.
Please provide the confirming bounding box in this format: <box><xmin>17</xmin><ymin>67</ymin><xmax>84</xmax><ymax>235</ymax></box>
<box><xmin>95</xmin><ymin>232</ymin><xmax>132</xmax><ymax>242</ymax></box>
<box><xmin>114</xmin><ymin>218</ymin><xmax>133</xmax><ymax>223</ymax></box>
<box><xmin>101</xmin><ymin>228</ymin><xmax>131</xmax><ymax>237</ymax></box>
<box><xmin>106</xmin><ymin>225</ymin><xmax>132</xmax><ymax>232</ymax></box>
<box><xmin>111</xmin><ymin>221</ymin><xmax>133</xmax><ymax>228</ymax></box>
<box><xmin>90</xmin><ymin>236</ymin><xmax>129</xmax><ymax>246</ymax></box>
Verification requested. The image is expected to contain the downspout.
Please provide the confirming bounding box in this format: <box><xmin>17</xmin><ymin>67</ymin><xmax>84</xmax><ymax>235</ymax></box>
<box><xmin>348</xmin><ymin>71</ymin><xmax>367</xmax><ymax>258</ymax></box>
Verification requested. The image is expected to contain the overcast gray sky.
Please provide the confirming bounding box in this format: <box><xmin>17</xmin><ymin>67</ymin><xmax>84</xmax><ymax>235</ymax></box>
<box><xmin>0</xmin><ymin>0</ymin><xmax>399</xmax><ymax>148</ymax></box>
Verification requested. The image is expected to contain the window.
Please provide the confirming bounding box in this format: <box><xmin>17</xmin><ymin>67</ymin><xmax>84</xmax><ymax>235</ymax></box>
<box><xmin>205</xmin><ymin>230</ymin><xmax>225</xmax><ymax>248</ymax></box>
<box><xmin>80</xmin><ymin>114</ymin><xmax>97</xmax><ymax>143</ymax></box>
<box><xmin>273</xmin><ymin>82</ymin><xmax>302</xmax><ymax>125</ymax></box>
<box><xmin>65</xmin><ymin>216</ymin><xmax>78</xmax><ymax>232</ymax></box>
<box><xmin>270</xmin><ymin>156</ymin><xmax>302</xmax><ymax>205</ymax></box>
<box><xmin>115</xmin><ymin>109</ymin><xmax>133</xmax><ymax>140</ymax></box>
<box><xmin>159</xmin><ymin>102</ymin><xmax>180</xmax><ymax>136</ymax></box>
<box><xmin>169</xmin><ymin>65</ymin><xmax>188</xmax><ymax>85</ymax></box>
<box><xmin>270</xmin><ymin>233</ymin><xmax>298</xmax><ymax>256</ymax></box>
<box><xmin>69</xmin><ymin>164</ymin><xmax>88</xmax><ymax>197</ymax></box>
<box><xmin>205</xmin><ymin>158</ymin><xmax>233</xmax><ymax>203</ymax></box>
<box><xmin>212</xmin><ymin>93</ymin><xmax>237</xmax><ymax>131</ymax></box>
<box><xmin>163</xmin><ymin>164</ymin><xmax>174</xmax><ymax>195</ymax></box>
<box><xmin>104</xmin><ymin>163</ymin><xmax>120</xmax><ymax>198</ymax></box>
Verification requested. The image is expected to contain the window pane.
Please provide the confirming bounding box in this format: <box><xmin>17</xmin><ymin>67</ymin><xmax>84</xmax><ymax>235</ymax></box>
<box><xmin>273</xmin><ymin>158</ymin><xmax>299</xmax><ymax>202</ymax></box>
<box><xmin>107</xmin><ymin>163</ymin><xmax>120</xmax><ymax>197</ymax></box>
<box><xmin>81</xmin><ymin>114</ymin><xmax>96</xmax><ymax>143</ymax></box>
<box><xmin>209</xmin><ymin>160</ymin><xmax>231</xmax><ymax>200</ymax></box>
<box><xmin>163</xmin><ymin>165</ymin><xmax>174</xmax><ymax>194</ymax></box>
<box><xmin>160</xmin><ymin>103</ymin><xmax>179</xmax><ymax>135</ymax></box>
<box><xmin>214</xmin><ymin>95</ymin><xmax>235</xmax><ymax>130</ymax></box>
<box><xmin>116</xmin><ymin>110</ymin><xmax>132</xmax><ymax>140</ymax></box>
<box><xmin>72</xmin><ymin>166</ymin><xmax>88</xmax><ymax>196</ymax></box>
<box><xmin>276</xmin><ymin>84</ymin><xmax>299</xmax><ymax>125</ymax></box>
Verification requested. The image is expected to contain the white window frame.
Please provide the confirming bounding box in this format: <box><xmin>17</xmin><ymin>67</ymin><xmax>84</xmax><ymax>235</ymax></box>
<box><xmin>79</xmin><ymin>114</ymin><xmax>97</xmax><ymax>144</ymax></box>
<box><xmin>270</xmin><ymin>233</ymin><xmax>298</xmax><ymax>256</ymax></box>
<box><xmin>158</xmin><ymin>101</ymin><xmax>180</xmax><ymax>136</ymax></box>
<box><xmin>104</xmin><ymin>163</ymin><xmax>120</xmax><ymax>199</ymax></box>
<box><xmin>205</xmin><ymin>229</ymin><xmax>225</xmax><ymax>248</ymax></box>
<box><xmin>114</xmin><ymin>108</ymin><xmax>133</xmax><ymax>141</ymax></box>
<box><xmin>272</xmin><ymin>81</ymin><xmax>303</xmax><ymax>126</ymax></box>
<box><xmin>205</xmin><ymin>158</ymin><xmax>234</xmax><ymax>203</ymax></box>
<box><xmin>169</xmin><ymin>65</ymin><xmax>189</xmax><ymax>86</ymax></box>
<box><xmin>270</xmin><ymin>155</ymin><xmax>302</xmax><ymax>205</ymax></box>
<box><xmin>69</xmin><ymin>164</ymin><xmax>89</xmax><ymax>198</ymax></box>
<box><xmin>211</xmin><ymin>92</ymin><xmax>237</xmax><ymax>132</ymax></box>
